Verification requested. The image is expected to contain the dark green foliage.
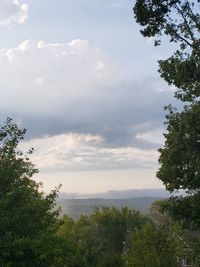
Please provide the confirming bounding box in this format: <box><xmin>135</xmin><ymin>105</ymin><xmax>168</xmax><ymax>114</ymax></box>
<box><xmin>134</xmin><ymin>0</ymin><xmax>200</xmax><ymax>50</ymax></box>
<box><xmin>0</xmin><ymin>118</ymin><xmax>61</xmax><ymax>266</ymax></box>
<box><xmin>158</xmin><ymin>51</ymin><xmax>200</xmax><ymax>102</ymax></box>
<box><xmin>134</xmin><ymin>0</ymin><xmax>200</xmax><ymax>228</ymax></box>
<box><xmin>160</xmin><ymin>195</ymin><xmax>200</xmax><ymax>229</ymax></box>
<box><xmin>78</xmin><ymin>207</ymin><xmax>148</xmax><ymax>266</ymax></box>
<box><xmin>157</xmin><ymin>103</ymin><xmax>200</xmax><ymax>192</ymax></box>
<box><xmin>56</xmin><ymin>216</ymin><xmax>87</xmax><ymax>267</ymax></box>
<box><xmin>125</xmin><ymin>223</ymin><xmax>178</xmax><ymax>267</ymax></box>
<box><xmin>0</xmin><ymin>118</ymin><xmax>154</xmax><ymax>266</ymax></box>
<box><xmin>58</xmin><ymin>207</ymin><xmax>148</xmax><ymax>267</ymax></box>
<box><xmin>0</xmin><ymin>118</ymin><xmax>190</xmax><ymax>267</ymax></box>
<box><xmin>134</xmin><ymin>0</ymin><xmax>200</xmax><ymax>102</ymax></box>
<box><xmin>90</xmin><ymin>207</ymin><xmax>147</xmax><ymax>253</ymax></box>
<box><xmin>150</xmin><ymin>199</ymin><xmax>172</xmax><ymax>225</ymax></box>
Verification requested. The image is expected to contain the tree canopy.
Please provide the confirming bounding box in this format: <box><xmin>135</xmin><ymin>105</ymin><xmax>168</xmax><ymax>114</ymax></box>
<box><xmin>134</xmin><ymin>0</ymin><xmax>200</xmax><ymax>102</ymax></box>
<box><xmin>134</xmin><ymin>0</ymin><xmax>200</xmax><ymax>230</ymax></box>
<box><xmin>126</xmin><ymin>223</ymin><xmax>178</xmax><ymax>267</ymax></box>
<box><xmin>0</xmin><ymin>118</ymin><xmax>196</xmax><ymax>266</ymax></box>
<box><xmin>0</xmin><ymin>118</ymin><xmax>61</xmax><ymax>266</ymax></box>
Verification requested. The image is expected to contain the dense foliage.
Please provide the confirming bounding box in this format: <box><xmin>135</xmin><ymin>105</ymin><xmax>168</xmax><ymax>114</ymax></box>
<box><xmin>126</xmin><ymin>223</ymin><xmax>178</xmax><ymax>267</ymax></box>
<box><xmin>1</xmin><ymin>119</ymin><xmax>199</xmax><ymax>266</ymax></box>
<box><xmin>134</xmin><ymin>0</ymin><xmax>200</xmax><ymax>230</ymax></box>
<box><xmin>57</xmin><ymin>207</ymin><xmax>148</xmax><ymax>267</ymax></box>
<box><xmin>134</xmin><ymin>0</ymin><xmax>200</xmax><ymax>100</ymax></box>
<box><xmin>0</xmin><ymin>118</ymin><xmax>62</xmax><ymax>266</ymax></box>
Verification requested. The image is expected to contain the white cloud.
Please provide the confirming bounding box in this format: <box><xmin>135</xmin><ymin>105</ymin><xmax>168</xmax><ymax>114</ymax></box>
<box><xmin>0</xmin><ymin>39</ymin><xmax>116</xmax><ymax>116</ymax></box>
<box><xmin>0</xmin><ymin>39</ymin><xmax>174</xmax><ymax>173</ymax></box>
<box><xmin>136</xmin><ymin>129</ymin><xmax>164</xmax><ymax>146</ymax></box>
<box><xmin>21</xmin><ymin>132</ymin><xmax>158</xmax><ymax>172</ymax></box>
<box><xmin>0</xmin><ymin>0</ymin><xmax>28</xmax><ymax>26</ymax></box>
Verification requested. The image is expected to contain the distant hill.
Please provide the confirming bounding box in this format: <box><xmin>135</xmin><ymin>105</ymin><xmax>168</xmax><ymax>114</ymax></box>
<box><xmin>57</xmin><ymin>197</ymin><xmax>163</xmax><ymax>220</ymax></box>
<box><xmin>58</xmin><ymin>188</ymin><xmax>170</xmax><ymax>200</ymax></box>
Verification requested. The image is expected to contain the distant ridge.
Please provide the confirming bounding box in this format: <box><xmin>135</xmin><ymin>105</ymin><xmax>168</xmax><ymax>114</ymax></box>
<box><xmin>57</xmin><ymin>197</ymin><xmax>162</xmax><ymax>219</ymax></box>
<box><xmin>58</xmin><ymin>188</ymin><xmax>171</xmax><ymax>200</ymax></box>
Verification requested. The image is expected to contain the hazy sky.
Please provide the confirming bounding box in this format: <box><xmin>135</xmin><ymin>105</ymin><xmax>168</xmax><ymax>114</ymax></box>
<box><xmin>0</xmin><ymin>0</ymin><xmax>176</xmax><ymax>193</ymax></box>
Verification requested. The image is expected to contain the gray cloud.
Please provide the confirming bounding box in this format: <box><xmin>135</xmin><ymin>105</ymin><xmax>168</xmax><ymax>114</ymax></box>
<box><xmin>0</xmin><ymin>0</ymin><xmax>28</xmax><ymax>26</ymax></box>
<box><xmin>0</xmin><ymin>39</ymin><xmax>175</xmax><ymax>151</ymax></box>
<box><xmin>21</xmin><ymin>80</ymin><xmax>174</xmax><ymax>150</ymax></box>
<box><xmin>21</xmin><ymin>132</ymin><xmax>158</xmax><ymax>172</ymax></box>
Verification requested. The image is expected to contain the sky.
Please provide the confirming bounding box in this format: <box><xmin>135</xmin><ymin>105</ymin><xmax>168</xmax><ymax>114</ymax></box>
<box><xmin>0</xmin><ymin>0</ymin><xmax>177</xmax><ymax>194</ymax></box>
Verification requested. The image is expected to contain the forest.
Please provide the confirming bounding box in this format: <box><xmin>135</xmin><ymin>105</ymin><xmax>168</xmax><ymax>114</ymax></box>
<box><xmin>1</xmin><ymin>0</ymin><xmax>200</xmax><ymax>266</ymax></box>
<box><xmin>0</xmin><ymin>118</ymin><xmax>198</xmax><ymax>267</ymax></box>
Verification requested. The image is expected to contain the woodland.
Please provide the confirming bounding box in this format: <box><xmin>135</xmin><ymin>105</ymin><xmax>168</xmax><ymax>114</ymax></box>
<box><xmin>1</xmin><ymin>0</ymin><xmax>200</xmax><ymax>266</ymax></box>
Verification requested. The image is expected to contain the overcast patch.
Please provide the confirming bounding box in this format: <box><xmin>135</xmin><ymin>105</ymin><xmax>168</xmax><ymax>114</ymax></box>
<box><xmin>20</xmin><ymin>132</ymin><xmax>158</xmax><ymax>172</ymax></box>
<box><xmin>0</xmin><ymin>0</ymin><xmax>28</xmax><ymax>26</ymax></box>
<box><xmin>0</xmin><ymin>39</ymin><xmax>175</xmax><ymax>151</ymax></box>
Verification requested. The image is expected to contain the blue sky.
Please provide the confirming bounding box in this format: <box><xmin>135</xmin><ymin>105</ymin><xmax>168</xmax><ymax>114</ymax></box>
<box><xmin>0</xmin><ymin>0</ymin><xmax>176</xmax><ymax>193</ymax></box>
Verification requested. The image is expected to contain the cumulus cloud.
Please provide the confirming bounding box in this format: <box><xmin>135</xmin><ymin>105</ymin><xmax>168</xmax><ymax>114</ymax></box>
<box><xmin>0</xmin><ymin>39</ymin><xmax>115</xmax><ymax>116</ymax></box>
<box><xmin>0</xmin><ymin>0</ymin><xmax>28</xmax><ymax>26</ymax></box>
<box><xmin>0</xmin><ymin>39</ymin><xmax>175</xmax><ymax>172</ymax></box>
<box><xmin>21</xmin><ymin>132</ymin><xmax>158</xmax><ymax>172</ymax></box>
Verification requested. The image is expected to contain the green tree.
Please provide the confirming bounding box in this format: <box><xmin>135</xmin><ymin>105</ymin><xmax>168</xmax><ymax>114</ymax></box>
<box><xmin>134</xmin><ymin>0</ymin><xmax>200</xmax><ymax>227</ymax></box>
<box><xmin>70</xmin><ymin>207</ymin><xmax>148</xmax><ymax>267</ymax></box>
<box><xmin>134</xmin><ymin>0</ymin><xmax>200</xmax><ymax>103</ymax></box>
<box><xmin>91</xmin><ymin>207</ymin><xmax>147</xmax><ymax>253</ymax></box>
<box><xmin>150</xmin><ymin>199</ymin><xmax>172</xmax><ymax>225</ymax></box>
<box><xmin>0</xmin><ymin>118</ymin><xmax>62</xmax><ymax>267</ymax></box>
<box><xmin>56</xmin><ymin>216</ymin><xmax>87</xmax><ymax>267</ymax></box>
<box><xmin>125</xmin><ymin>223</ymin><xmax>178</xmax><ymax>267</ymax></box>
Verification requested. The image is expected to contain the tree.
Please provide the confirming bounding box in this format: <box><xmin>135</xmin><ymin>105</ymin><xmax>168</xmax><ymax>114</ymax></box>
<box><xmin>150</xmin><ymin>199</ymin><xmax>172</xmax><ymax>225</ymax></box>
<box><xmin>91</xmin><ymin>207</ymin><xmax>147</xmax><ymax>253</ymax></box>
<box><xmin>134</xmin><ymin>0</ymin><xmax>200</xmax><ymax>227</ymax></box>
<box><xmin>125</xmin><ymin>223</ymin><xmax>178</xmax><ymax>267</ymax></box>
<box><xmin>0</xmin><ymin>118</ymin><xmax>61</xmax><ymax>267</ymax></box>
<box><xmin>56</xmin><ymin>215</ymin><xmax>87</xmax><ymax>267</ymax></box>
<box><xmin>134</xmin><ymin>0</ymin><xmax>200</xmax><ymax>104</ymax></box>
<box><xmin>67</xmin><ymin>207</ymin><xmax>148</xmax><ymax>267</ymax></box>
